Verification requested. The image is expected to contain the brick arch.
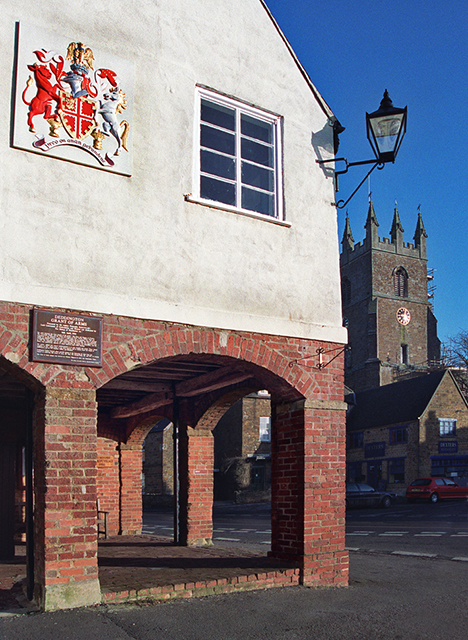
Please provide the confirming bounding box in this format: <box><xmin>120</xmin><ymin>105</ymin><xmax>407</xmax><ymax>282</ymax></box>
<box><xmin>87</xmin><ymin>325</ymin><xmax>319</xmax><ymax>400</ymax></box>
<box><xmin>127</xmin><ymin>415</ymin><xmax>167</xmax><ymax>446</ymax></box>
<box><xmin>0</xmin><ymin>354</ymin><xmax>44</xmax><ymax>394</ymax></box>
<box><xmin>194</xmin><ymin>386</ymin><xmax>259</xmax><ymax>432</ymax></box>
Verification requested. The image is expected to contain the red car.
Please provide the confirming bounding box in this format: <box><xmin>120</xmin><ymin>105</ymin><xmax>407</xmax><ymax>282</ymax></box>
<box><xmin>406</xmin><ymin>477</ymin><xmax>468</xmax><ymax>503</ymax></box>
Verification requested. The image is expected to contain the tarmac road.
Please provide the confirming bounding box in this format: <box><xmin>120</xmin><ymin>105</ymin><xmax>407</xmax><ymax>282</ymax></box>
<box><xmin>1</xmin><ymin>552</ymin><xmax>467</xmax><ymax>639</ymax></box>
<box><xmin>144</xmin><ymin>499</ymin><xmax>468</xmax><ymax>557</ymax></box>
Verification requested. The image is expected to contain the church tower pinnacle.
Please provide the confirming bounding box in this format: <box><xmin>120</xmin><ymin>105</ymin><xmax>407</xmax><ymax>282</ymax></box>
<box><xmin>390</xmin><ymin>201</ymin><xmax>404</xmax><ymax>251</ymax></box>
<box><xmin>341</xmin><ymin>212</ymin><xmax>354</xmax><ymax>253</ymax></box>
<box><xmin>414</xmin><ymin>205</ymin><xmax>427</xmax><ymax>259</ymax></box>
<box><xmin>364</xmin><ymin>197</ymin><xmax>379</xmax><ymax>247</ymax></box>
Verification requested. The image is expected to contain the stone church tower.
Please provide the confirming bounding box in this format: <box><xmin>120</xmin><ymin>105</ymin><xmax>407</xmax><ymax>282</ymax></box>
<box><xmin>340</xmin><ymin>201</ymin><xmax>440</xmax><ymax>393</ymax></box>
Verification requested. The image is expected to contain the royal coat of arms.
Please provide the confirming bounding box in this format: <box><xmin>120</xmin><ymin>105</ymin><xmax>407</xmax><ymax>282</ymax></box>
<box><xmin>13</xmin><ymin>24</ymin><xmax>134</xmax><ymax>174</ymax></box>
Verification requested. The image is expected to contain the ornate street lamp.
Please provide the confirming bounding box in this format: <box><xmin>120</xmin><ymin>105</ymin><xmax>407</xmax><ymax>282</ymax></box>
<box><xmin>366</xmin><ymin>90</ymin><xmax>407</xmax><ymax>164</ymax></box>
<box><xmin>318</xmin><ymin>91</ymin><xmax>407</xmax><ymax>209</ymax></box>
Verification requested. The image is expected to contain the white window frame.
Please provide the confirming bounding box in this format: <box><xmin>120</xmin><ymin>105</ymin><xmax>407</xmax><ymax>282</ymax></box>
<box><xmin>439</xmin><ymin>418</ymin><xmax>456</xmax><ymax>437</ymax></box>
<box><xmin>192</xmin><ymin>87</ymin><xmax>284</xmax><ymax>221</ymax></box>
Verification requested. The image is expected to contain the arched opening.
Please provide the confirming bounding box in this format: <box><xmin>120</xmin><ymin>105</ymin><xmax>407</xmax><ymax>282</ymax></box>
<box><xmin>0</xmin><ymin>358</ymin><xmax>38</xmax><ymax>602</ymax></box>
<box><xmin>93</xmin><ymin>328</ymin><xmax>348</xmax><ymax>588</ymax></box>
<box><xmin>140</xmin><ymin>389</ymin><xmax>273</xmax><ymax>547</ymax></box>
<box><xmin>95</xmin><ymin>354</ymin><xmax>300</xmax><ymax>546</ymax></box>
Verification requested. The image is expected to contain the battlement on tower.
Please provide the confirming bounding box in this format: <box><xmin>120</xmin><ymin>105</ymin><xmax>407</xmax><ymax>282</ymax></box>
<box><xmin>340</xmin><ymin>202</ymin><xmax>427</xmax><ymax>264</ymax></box>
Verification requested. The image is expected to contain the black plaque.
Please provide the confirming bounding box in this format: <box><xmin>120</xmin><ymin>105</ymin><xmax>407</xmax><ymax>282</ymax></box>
<box><xmin>32</xmin><ymin>310</ymin><xmax>102</xmax><ymax>367</ymax></box>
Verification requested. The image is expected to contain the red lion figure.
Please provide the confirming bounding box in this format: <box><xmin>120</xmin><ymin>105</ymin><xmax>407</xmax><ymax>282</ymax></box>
<box><xmin>22</xmin><ymin>58</ymin><xmax>63</xmax><ymax>134</ymax></box>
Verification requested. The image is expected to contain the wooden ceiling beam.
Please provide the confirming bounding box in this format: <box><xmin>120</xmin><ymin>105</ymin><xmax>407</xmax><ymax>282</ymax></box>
<box><xmin>175</xmin><ymin>366</ymin><xmax>253</xmax><ymax>397</ymax></box>
<box><xmin>109</xmin><ymin>366</ymin><xmax>254</xmax><ymax>419</ymax></box>
<box><xmin>110</xmin><ymin>390</ymin><xmax>173</xmax><ymax>419</ymax></box>
<box><xmin>103</xmin><ymin>380</ymin><xmax>171</xmax><ymax>393</ymax></box>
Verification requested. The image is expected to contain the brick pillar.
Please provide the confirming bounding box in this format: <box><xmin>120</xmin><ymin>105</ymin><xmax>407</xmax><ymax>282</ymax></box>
<box><xmin>180</xmin><ymin>427</ymin><xmax>213</xmax><ymax>546</ymax></box>
<box><xmin>269</xmin><ymin>399</ymin><xmax>349</xmax><ymax>587</ymax></box>
<box><xmin>119</xmin><ymin>444</ymin><xmax>143</xmax><ymax>535</ymax></box>
<box><xmin>96</xmin><ymin>437</ymin><xmax>119</xmax><ymax>537</ymax></box>
<box><xmin>33</xmin><ymin>388</ymin><xmax>101</xmax><ymax>611</ymax></box>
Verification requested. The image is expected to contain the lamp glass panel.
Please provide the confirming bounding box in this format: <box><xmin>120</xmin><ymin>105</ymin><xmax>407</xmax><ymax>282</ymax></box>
<box><xmin>369</xmin><ymin>113</ymin><xmax>404</xmax><ymax>155</ymax></box>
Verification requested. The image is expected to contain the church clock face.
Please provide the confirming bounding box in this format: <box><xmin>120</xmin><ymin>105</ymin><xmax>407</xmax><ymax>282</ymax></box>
<box><xmin>396</xmin><ymin>307</ymin><xmax>411</xmax><ymax>325</ymax></box>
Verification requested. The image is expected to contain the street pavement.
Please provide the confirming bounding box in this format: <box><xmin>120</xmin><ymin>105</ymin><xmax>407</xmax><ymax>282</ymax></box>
<box><xmin>1</xmin><ymin>551</ymin><xmax>467</xmax><ymax>639</ymax></box>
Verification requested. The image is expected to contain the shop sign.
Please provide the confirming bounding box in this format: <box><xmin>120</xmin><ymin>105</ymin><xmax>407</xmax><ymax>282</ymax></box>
<box><xmin>365</xmin><ymin>442</ymin><xmax>385</xmax><ymax>458</ymax></box>
<box><xmin>439</xmin><ymin>441</ymin><xmax>458</xmax><ymax>454</ymax></box>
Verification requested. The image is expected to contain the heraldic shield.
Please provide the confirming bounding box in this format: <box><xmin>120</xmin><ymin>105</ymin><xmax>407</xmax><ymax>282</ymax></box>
<box><xmin>58</xmin><ymin>91</ymin><xmax>98</xmax><ymax>140</ymax></box>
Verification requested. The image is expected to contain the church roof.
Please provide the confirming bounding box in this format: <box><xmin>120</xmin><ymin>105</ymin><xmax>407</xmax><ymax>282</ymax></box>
<box><xmin>346</xmin><ymin>370</ymin><xmax>448</xmax><ymax>431</ymax></box>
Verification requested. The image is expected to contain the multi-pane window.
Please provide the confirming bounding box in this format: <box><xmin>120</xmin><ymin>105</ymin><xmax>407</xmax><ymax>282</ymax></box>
<box><xmin>197</xmin><ymin>88</ymin><xmax>282</xmax><ymax>218</ymax></box>
<box><xmin>393</xmin><ymin>267</ymin><xmax>408</xmax><ymax>297</ymax></box>
<box><xmin>439</xmin><ymin>419</ymin><xmax>456</xmax><ymax>436</ymax></box>
<box><xmin>388</xmin><ymin>458</ymin><xmax>405</xmax><ymax>483</ymax></box>
<box><xmin>389</xmin><ymin>426</ymin><xmax>408</xmax><ymax>444</ymax></box>
<box><xmin>348</xmin><ymin>431</ymin><xmax>363</xmax><ymax>448</ymax></box>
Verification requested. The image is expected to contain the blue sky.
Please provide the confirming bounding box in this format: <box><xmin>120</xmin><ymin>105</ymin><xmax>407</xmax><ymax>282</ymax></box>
<box><xmin>264</xmin><ymin>0</ymin><xmax>468</xmax><ymax>346</ymax></box>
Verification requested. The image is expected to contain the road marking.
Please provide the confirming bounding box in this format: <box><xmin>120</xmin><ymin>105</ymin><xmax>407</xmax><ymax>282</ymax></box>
<box><xmin>452</xmin><ymin>557</ymin><xmax>468</xmax><ymax>562</ymax></box>
<box><xmin>214</xmin><ymin>537</ymin><xmax>241</xmax><ymax>542</ymax></box>
<box><xmin>414</xmin><ymin>532</ymin><xmax>445</xmax><ymax>537</ymax></box>
<box><xmin>451</xmin><ymin>533</ymin><xmax>468</xmax><ymax>537</ymax></box>
<box><xmin>260</xmin><ymin>541</ymin><xmax>271</xmax><ymax>545</ymax></box>
<box><xmin>379</xmin><ymin>532</ymin><xmax>408</xmax><ymax>536</ymax></box>
<box><xmin>392</xmin><ymin>551</ymin><xmax>438</xmax><ymax>558</ymax></box>
<box><xmin>347</xmin><ymin>531</ymin><xmax>374</xmax><ymax>536</ymax></box>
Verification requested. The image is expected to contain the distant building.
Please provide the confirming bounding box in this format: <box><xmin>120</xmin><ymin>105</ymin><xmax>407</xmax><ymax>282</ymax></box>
<box><xmin>213</xmin><ymin>391</ymin><xmax>271</xmax><ymax>501</ymax></box>
<box><xmin>340</xmin><ymin>201</ymin><xmax>440</xmax><ymax>393</ymax></box>
<box><xmin>346</xmin><ymin>370</ymin><xmax>468</xmax><ymax>494</ymax></box>
<box><xmin>143</xmin><ymin>393</ymin><xmax>272</xmax><ymax>504</ymax></box>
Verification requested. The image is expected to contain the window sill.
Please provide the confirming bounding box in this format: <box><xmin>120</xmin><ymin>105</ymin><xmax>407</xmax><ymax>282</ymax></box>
<box><xmin>185</xmin><ymin>195</ymin><xmax>291</xmax><ymax>227</ymax></box>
